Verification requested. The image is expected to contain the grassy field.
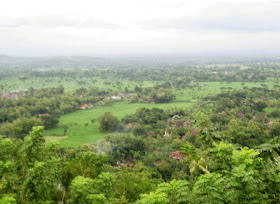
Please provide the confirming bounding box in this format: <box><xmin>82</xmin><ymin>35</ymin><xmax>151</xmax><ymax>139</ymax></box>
<box><xmin>174</xmin><ymin>81</ymin><xmax>278</xmax><ymax>102</ymax></box>
<box><xmin>4</xmin><ymin>76</ymin><xmax>280</xmax><ymax>147</ymax></box>
<box><xmin>44</xmin><ymin>102</ymin><xmax>193</xmax><ymax>147</ymax></box>
<box><xmin>264</xmin><ymin>107</ymin><xmax>277</xmax><ymax>113</ymax></box>
<box><xmin>2</xmin><ymin>76</ymin><xmax>278</xmax><ymax>95</ymax></box>
<box><xmin>42</xmin><ymin>80</ymin><xmax>280</xmax><ymax>147</ymax></box>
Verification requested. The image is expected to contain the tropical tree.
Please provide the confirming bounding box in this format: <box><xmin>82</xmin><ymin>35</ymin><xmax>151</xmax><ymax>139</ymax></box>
<box><xmin>98</xmin><ymin>112</ymin><xmax>121</xmax><ymax>132</ymax></box>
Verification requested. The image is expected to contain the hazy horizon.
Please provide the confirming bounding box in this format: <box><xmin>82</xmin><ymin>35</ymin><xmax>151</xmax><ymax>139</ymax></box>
<box><xmin>1</xmin><ymin>52</ymin><xmax>280</xmax><ymax>59</ymax></box>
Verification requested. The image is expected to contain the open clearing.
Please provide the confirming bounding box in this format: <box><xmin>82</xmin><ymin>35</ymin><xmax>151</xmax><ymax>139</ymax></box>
<box><xmin>44</xmin><ymin>135</ymin><xmax>68</xmax><ymax>143</ymax></box>
<box><xmin>174</xmin><ymin>81</ymin><xmax>278</xmax><ymax>102</ymax></box>
<box><xmin>45</xmin><ymin>102</ymin><xmax>192</xmax><ymax>147</ymax></box>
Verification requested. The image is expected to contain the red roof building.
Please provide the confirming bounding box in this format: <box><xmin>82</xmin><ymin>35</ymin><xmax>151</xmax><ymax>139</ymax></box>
<box><xmin>238</xmin><ymin>113</ymin><xmax>245</xmax><ymax>118</ymax></box>
<box><xmin>39</xmin><ymin>113</ymin><xmax>50</xmax><ymax>117</ymax></box>
<box><xmin>168</xmin><ymin>151</ymin><xmax>188</xmax><ymax>160</ymax></box>
<box><xmin>81</xmin><ymin>103</ymin><xmax>93</xmax><ymax>109</ymax></box>
<box><xmin>192</xmin><ymin>129</ymin><xmax>199</xmax><ymax>135</ymax></box>
<box><xmin>264</xmin><ymin>130</ymin><xmax>269</xmax><ymax>135</ymax></box>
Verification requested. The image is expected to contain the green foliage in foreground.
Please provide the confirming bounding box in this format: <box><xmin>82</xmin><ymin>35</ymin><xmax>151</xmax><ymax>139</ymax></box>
<box><xmin>1</xmin><ymin>127</ymin><xmax>280</xmax><ymax>203</ymax></box>
<box><xmin>0</xmin><ymin>126</ymin><xmax>60</xmax><ymax>203</ymax></box>
<box><xmin>138</xmin><ymin>142</ymin><xmax>280</xmax><ymax>204</ymax></box>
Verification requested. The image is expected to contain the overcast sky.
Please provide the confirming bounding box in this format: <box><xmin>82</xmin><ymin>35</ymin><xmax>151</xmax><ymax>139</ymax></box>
<box><xmin>0</xmin><ymin>0</ymin><xmax>280</xmax><ymax>56</ymax></box>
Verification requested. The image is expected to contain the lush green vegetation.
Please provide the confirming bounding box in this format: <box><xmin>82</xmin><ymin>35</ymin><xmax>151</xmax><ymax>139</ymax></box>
<box><xmin>44</xmin><ymin>102</ymin><xmax>191</xmax><ymax>147</ymax></box>
<box><xmin>2</xmin><ymin>56</ymin><xmax>280</xmax><ymax>203</ymax></box>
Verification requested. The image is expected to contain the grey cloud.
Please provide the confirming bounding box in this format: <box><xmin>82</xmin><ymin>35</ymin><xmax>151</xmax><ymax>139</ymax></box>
<box><xmin>193</xmin><ymin>18</ymin><xmax>280</xmax><ymax>32</ymax></box>
<box><xmin>137</xmin><ymin>17</ymin><xmax>193</xmax><ymax>31</ymax></box>
<box><xmin>0</xmin><ymin>16</ymin><xmax>124</xmax><ymax>29</ymax></box>
<box><xmin>136</xmin><ymin>0</ymin><xmax>280</xmax><ymax>33</ymax></box>
<box><xmin>137</xmin><ymin>16</ymin><xmax>280</xmax><ymax>32</ymax></box>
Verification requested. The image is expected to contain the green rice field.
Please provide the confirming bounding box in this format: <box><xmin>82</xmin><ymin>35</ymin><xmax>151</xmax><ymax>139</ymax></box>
<box><xmin>4</xmin><ymin>76</ymin><xmax>280</xmax><ymax>147</ymax></box>
<box><xmin>44</xmin><ymin>102</ymin><xmax>193</xmax><ymax>147</ymax></box>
